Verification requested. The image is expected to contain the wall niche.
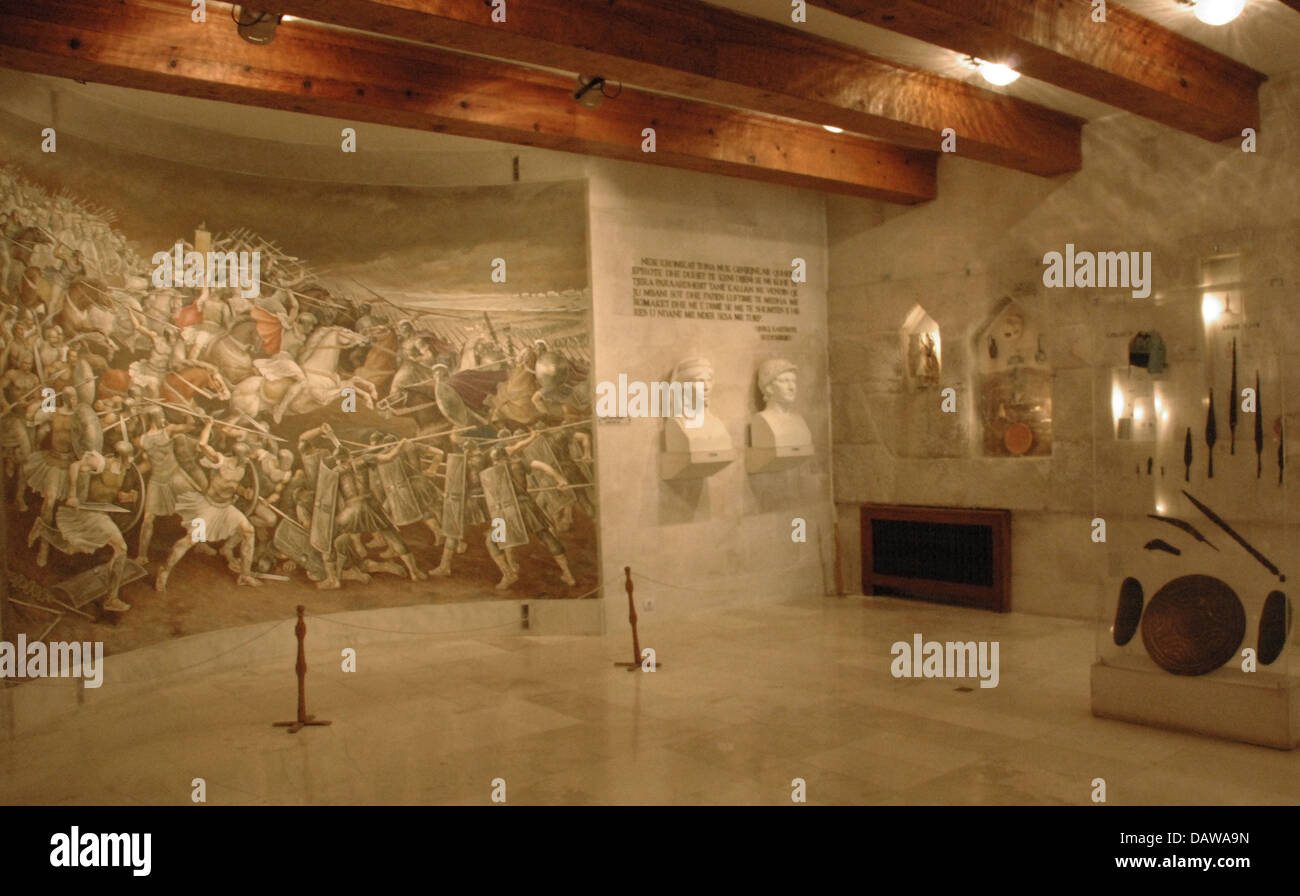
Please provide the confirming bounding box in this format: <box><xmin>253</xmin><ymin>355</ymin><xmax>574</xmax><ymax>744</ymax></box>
<box><xmin>973</xmin><ymin>297</ymin><xmax>1053</xmax><ymax>457</ymax></box>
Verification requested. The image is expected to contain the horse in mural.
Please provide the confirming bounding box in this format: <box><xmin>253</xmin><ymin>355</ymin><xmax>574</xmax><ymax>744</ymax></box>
<box><xmin>161</xmin><ymin>365</ymin><xmax>231</xmax><ymax>414</ymax></box>
<box><xmin>352</xmin><ymin>324</ymin><xmax>400</xmax><ymax>397</ymax></box>
<box><xmin>201</xmin><ymin>317</ymin><xmax>262</xmax><ymax>385</ymax></box>
<box><xmin>228</xmin><ymin>325</ymin><xmax>377</xmax><ymax>421</ymax></box>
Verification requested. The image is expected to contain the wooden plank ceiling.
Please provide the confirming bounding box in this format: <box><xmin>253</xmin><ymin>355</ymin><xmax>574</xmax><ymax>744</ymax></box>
<box><xmin>0</xmin><ymin>0</ymin><xmax>1270</xmax><ymax>205</ymax></box>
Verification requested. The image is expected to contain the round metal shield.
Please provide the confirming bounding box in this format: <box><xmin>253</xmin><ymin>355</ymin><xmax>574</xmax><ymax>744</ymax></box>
<box><xmin>1141</xmin><ymin>574</ymin><xmax>1246</xmax><ymax>676</ymax></box>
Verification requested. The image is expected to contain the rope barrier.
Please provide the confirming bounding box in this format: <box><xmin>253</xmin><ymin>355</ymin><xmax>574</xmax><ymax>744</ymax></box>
<box><xmin>93</xmin><ymin>587</ymin><xmax>605</xmax><ymax>685</ymax></box>
<box><xmin>110</xmin><ymin>618</ymin><xmax>292</xmax><ymax>685</ymax></box>
<box><xmin>304</xmin><ymin>613</ymin><xmax>524</xmax><ymax>638</ymax></box>
<box><xmin>629</xmin><ymin>560</ymin><xmax>820</xmax><ymax>595</ymax></box>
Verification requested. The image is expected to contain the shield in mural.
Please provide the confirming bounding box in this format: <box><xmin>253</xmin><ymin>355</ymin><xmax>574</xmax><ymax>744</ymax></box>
<box><xmin>377</xmin><ymin>455</ymin><xmax>425</xmax><ymax>527</ymax></box>
<box><xmin>309</xmin><ymin>461</ymin><xmax>339</xmax><ymax>554</ymax></box>
<box><xmin>273</xmin><ymin>517</ymin><xmax>327</xmax><ymax>580</ymax></box>
<box><xmin>113</xmin><ymin>460</ymin><xmax>146</xmax><ymax>536</ymax></box>
<box><xmin>53</xmin><ymin>559</ymin><xmax>150</xmax><ymax>611</ymax></box>
<box><xmin>523</xmin><ymin>432</ymin><xmax>575</xmax><ymax>525</ymax></box>
<box><xmin>235</xmin><ymin>460</ymin><xmax>260</xmax><ymax>518</ymax></box>
<box><xmin>441</xmin><ymin>451</ymin><xmax>467</xmax><ymax>541</ymax></box>
<box><xmin>480</xmin><ymin>462</ymin><xmax>528</xmax><ymax>548</ymax></box>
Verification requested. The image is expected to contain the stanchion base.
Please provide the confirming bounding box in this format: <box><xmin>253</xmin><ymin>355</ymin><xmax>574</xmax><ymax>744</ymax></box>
<box><xmin>274</xmin><ymin>714</ymin><xmax>332</xmax><ymax>734</ymax></box>
<box><xmin>614</xmin><ymin>662</ymin><xmax>664</xmax><ymax>671</ymax></box>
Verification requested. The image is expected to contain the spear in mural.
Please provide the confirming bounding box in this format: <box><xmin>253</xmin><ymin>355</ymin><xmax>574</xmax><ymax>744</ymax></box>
<box><xmin>1183</xmin><ymin>427</ymin><xmax>1193</xmax><ymax>483</ymax></box>
<box><xmin>1205</xmin><ymin>389</ymin><xmax>1217</xmax><ymax>478</ymax></box>
<box><xmin>1229</xmin><ymin>338</ymin><xmax>1238</xmax><ymax>454</ymax></box>
<box><xmin>1255</xmin><ymin>370</ymin><xmax>1264</xmax><ymax>478</ymax></box>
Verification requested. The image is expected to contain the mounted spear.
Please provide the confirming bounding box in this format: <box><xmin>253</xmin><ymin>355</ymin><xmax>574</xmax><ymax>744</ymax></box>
<box><xmin>1205</xmin><ymin>389</ymin><xmax>1217</xmax><ymax>479</ymax></box>
<box><xmin>1229</xmin><ymin>338</ymin><xmax>1238</xmax><ymax>454</ymax></box>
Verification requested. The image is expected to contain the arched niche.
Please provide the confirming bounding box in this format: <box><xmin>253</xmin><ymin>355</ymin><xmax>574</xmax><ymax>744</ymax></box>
<box><xmin>972</xmin><ymin>297</ymin><xmax>1053</xmax><ymax>457</ymax></box>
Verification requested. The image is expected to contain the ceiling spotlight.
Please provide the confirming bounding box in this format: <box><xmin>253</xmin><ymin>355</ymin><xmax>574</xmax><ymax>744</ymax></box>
<box><xmin>1188</xmin><ymin>0</ymin><xmax>1247</xmax><ymax>26</ymax></box>
<box><xmin>574</xmin><ymin>75</ymin><xmax>621</xmax><ymax>109</ymax></box>
<box><xmin>973</xmin><ymin>59</ymin><xmax>1021</xmax><ymax>86</ymax></box>
<box><xmin>233</xmin><ymin>6</ymin><xmax>284</xmax><ymax>45</ymax></box>
<box><xmin>822</xmin><ymin>124</ymin><xmax>844</xmax><ymax>134</ymax></box>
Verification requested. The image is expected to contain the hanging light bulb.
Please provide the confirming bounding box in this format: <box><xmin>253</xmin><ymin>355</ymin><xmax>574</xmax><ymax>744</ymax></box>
<box><xmin>1193</xmin><ymin>0</ymin><xmax>1246</xmax><ymax>26</ymax></box>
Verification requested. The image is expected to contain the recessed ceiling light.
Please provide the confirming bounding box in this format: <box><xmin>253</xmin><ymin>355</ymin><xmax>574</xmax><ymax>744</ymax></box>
<box><xmin>976</xmin><ymin>61</ymin><xmax>1021</xmax><ymax>86</ymax></box>
<box><xmin>822</xmin><ymin>125</ymin><xmax>844</xmax><ymax>134</ymax></box>
<box><xmin>1192</xmin><ymin>0</ymin><xmax>1246</xmax><ymax>26</ymax></box>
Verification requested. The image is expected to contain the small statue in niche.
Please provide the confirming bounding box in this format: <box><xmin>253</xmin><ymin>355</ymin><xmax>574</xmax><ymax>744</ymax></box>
<box><xmin>747</xmin><ymin>358</ymin><xmax>813</xmax><ymax>473</ymax></box>
<box><xmin>905</xmin><ymin>331</ymin><xmax>941</xmax><ymax>388</ymax></box>
<box><xmin>660</xmin><ymin>356</ymin><xmax>735</xmax><ymax>479</ymax></box>
<box><xmin>917</xmin><ymin>333</ymin><xmax>940</xmax><ymax>386</ymax></box>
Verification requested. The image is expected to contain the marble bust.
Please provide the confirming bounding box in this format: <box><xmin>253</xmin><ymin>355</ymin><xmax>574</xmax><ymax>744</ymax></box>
<box><xmin>747</xmin><ymin>358</ymin><xmax>813</xmax><ymax>472</ymax></box>
<box><xmin>660</xmin><ymin>356</ymin><xmax>735</xmax><ymax>479</ymax></box>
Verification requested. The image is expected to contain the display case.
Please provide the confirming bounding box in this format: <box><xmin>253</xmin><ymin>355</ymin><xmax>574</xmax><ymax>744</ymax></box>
<box><xmin>1091</xmin><ymin>253</ymin><xmax>1300</xmax><ymax>748</ymax></box>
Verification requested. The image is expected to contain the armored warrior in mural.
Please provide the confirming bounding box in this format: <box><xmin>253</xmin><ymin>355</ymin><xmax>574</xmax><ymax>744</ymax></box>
<box><xmin>133</xmin><ymin>407</ymin><xmax>200</xmax><ymax>563</ymax></box>
<box><xmin>431</xmin><ymin>443</ymin><xmax>491</xmax><ymax>578</ymax></box>
<box><xmin>313</xmin><ymin>441</ymin><xmax>427</xmax><ymax>590</ymax></box>
<box><xmin>36</xmin><ymin>325</ymin><xmax>72</xmax><ymax>391</ymax></box>
<box><xmin>367</xmin><ymin>431</ymin><xmax>446</xmax><ymax>543</ymax></box>
<box><xmin>42</xmin><ymin>246</ymin><xmax>86</xmax><ymax>320</ymax></box>
<box><xmin>552</xmin><ymin>428</ymin><xmax>595</xmax><ymax>524</ymax></box>
<box><xmin>128</xmin><ymin>313</ymin><xmax>201</xmax><ymax>398</ymax></box>
<box><xmin>247</xmin><ymin>445</ymin><xmax>297</xmax><ymax>540</ymax></box>
<box><xmin>531</xmin><ymin>349</ymin><xmax>590</xmax><ymax>424</ymax></box>
<box><xmin>250</xmin><ymin>310</ymin><xmax>317</xmax><ymax>424</ymax></box>
<box><xmin>0</xmin><ymin>347</ymin><xmax>39</xmax><ymax>509</ymax></box>
<box><xmin>45</xmin><ymin>445</ymin><xmax>137</xmax><ymax>613</ymax></box>
<box><xmin>155</xmin><ymin>419</ymin><xmax>261</xmax><ymax>591</ymax></box>
<box><xmin>24</xmin><ymin>387</ymin><xmax>96</xmax><ymax>567</ymax></box>
<box><xmin>186</xmin><ymin>286</ymin><xmax>235</xmax><ymax>362</ymax></box>
<box><xmin>481</xmin><ymin>436</ymin><xmax>574</xmax><ymax>590</ymax></box>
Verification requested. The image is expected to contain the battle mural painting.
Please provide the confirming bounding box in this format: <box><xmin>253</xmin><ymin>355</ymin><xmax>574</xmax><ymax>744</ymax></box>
<box><xmin>0</xmin><ymin>149</ymin><xmax>597</xmax><ymax>656</ymax></box>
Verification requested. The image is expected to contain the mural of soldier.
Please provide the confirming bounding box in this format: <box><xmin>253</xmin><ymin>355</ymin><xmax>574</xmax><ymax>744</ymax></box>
<box><xmin>481</xmin><ymin>438</ymin><xmax>575</xmax><ymax>590</ymax></box>
<box><xmin>156</xmin><ymin>420</ymin><xmax>261</xmax><ymax>591</ymax></box>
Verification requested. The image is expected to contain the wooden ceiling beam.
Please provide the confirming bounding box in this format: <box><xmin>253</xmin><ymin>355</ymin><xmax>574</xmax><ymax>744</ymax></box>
<box><xmin>0</xmin><ymin>0</ymin><xmax>937</xmax><ymax>203</ymax></box>
<box><xmin>280</xmin><ymin>0</ymin><xmax>1082</xmax><ymax>177</ymax></box>
<box><xmin>807</xmin><ymin>0</ymin><xmax>1265</xmax><ymax>141</ymax></box>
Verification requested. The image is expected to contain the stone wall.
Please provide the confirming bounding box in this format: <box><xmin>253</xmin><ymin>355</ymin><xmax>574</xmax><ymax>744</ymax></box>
<box><xmin>830</xmin><ymin>71</ymin><xmax>1300</xmax><ymax>621</ymax></box>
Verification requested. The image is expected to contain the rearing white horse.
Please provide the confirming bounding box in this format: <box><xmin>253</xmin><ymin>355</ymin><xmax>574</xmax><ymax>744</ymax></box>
<box><xmin>229</xmin><ymin>326</ymin><xmax>378</xmax><ymax>422</ymax></box>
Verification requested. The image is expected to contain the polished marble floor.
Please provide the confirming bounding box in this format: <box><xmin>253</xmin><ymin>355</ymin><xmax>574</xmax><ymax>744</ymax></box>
<box><xmin>1</xmin><ymin>594</ymin><xmax>1297</xmax><ymax>805</ymax></box>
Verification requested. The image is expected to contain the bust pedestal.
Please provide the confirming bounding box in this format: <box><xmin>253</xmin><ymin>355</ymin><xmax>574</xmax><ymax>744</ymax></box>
<box><xmin>746</xmin><ymin>410</ymin><xmax>813</xmax><ymax>473</ymax></box>
<box><xmin>660</xmin><ymin>416</ymin><xmax>735</xmax><ymax>480</ymax></box>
